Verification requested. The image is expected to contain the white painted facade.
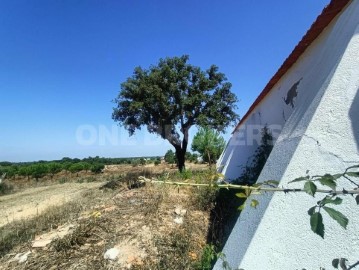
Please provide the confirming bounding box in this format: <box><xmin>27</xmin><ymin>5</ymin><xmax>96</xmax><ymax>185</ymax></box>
<box><xmin>214</xmin><ymin>1</ymin><xmax>359</xmax><ymax>269</ymax></box>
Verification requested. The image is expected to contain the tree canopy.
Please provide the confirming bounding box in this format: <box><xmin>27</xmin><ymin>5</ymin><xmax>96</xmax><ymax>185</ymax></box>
<box><xmin>112</xmin><ymin>55</ymin><xmax>239</xmax><ymax>171</ymax></box>
<box><xmin>191</xmin><ymin>127</ymin><xmax>226</xmax><ymax>166</ymax></box>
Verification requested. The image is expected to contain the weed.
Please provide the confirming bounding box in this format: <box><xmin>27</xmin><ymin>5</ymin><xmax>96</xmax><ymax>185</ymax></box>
<box><xmin>76</xmin><ymin>178</ymin><xmax>84</xmax><ymax>184</ymax></box>
<box><xmin>154</xmin><ymin>229</ymin><xmax>193</xmax><ymax>270</ymax></box>
<box><xmin>86</xmin><ymin>176</ymin><xmax>96</xmax><ymax>183</ymax></box>
<box><xmin>192</xmin><ymin>186</ymin><xmax>218</xmax><ymax>211</ymax></box>
<box><xmin>193</xmin><ymin>244</ymin><xmax>217</xmax><ymax>270</ymax></box>
<box><xmin>178</xmin><ymin>169</ymin><xmax>193</xmax><ymax>180</ymax></box>
<box><xmin>58</xmin><ymin>177</ymin><xmax>67</xmax><ymax>184</ymax></box>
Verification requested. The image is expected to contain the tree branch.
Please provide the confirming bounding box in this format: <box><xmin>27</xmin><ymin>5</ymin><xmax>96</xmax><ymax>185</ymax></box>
<box><xmin>138</xmin><ymin>177</ymin><xmax>359</xmax><ymax>195</ymax></box>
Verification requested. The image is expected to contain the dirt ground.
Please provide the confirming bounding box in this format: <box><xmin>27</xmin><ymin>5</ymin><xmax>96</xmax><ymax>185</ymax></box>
<box><xmin>0</xmin><ymin>163</ymin><xmax>214</xmax><ymax>269</ymax></box>
<box><xmin>0</xmin><ymin>163</ymin><xmax>208</xmax><ymax>229</ymax></box>
<box><xmin>0</xmin><ymin>182</ymin><xmax>103</xmax><ymax>227</ymax></box>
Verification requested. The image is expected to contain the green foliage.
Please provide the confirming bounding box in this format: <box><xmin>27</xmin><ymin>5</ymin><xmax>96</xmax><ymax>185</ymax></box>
<box><xmin>131</xmin><ymin>159</ymin><xmax>140</xmax><ymax>167</ymax></box>
<box><xmin>30</xmin><ymin>164</ymin><xmax>49</xmax><ymax>181</ymax></box>
<box><xmin>288</xmin><ymin>165</ymin><xmax>359</xmax><ymax>238</ymax></box>
<box><xmin>0</xmin><ymin>156</ymin><xmax>164</xmax><ymax>180</ymax></box>
<box><xmin>194</xmin><ymin>244</ymin><xmax>217</xmax><ymax>270</ymax></box>
<box><xmin>68</xmin><ymin>163</ymin><xmax>84</xmax><ymax>175</ymax></box>
<box><xmin>18</xmin><ymin>166</ymin><xmax>31</xmax><ymax>179</ymax></box>
<box><xmin>154</xmin><ymin>159</ymin><xmax>161</xmax><ymax>166</ymax></box>
<box><xmin>323</xmin><ymin>206</ymin><xmax>348</xmax><ymax>229</ymax></box>
<box><xmin>191</xmin><ymin>127</ymin><xmax>225</xmax><ymax>165</ymax></box>
<box><xmin>139</xmin><ymin>158</ymin><xmax>146</xmax><ymax>165</ymax></box>
<box><xmin>79</xmin><ymin>162</ymin><xmax>91</xmax><ymax>172</ymax></box>
<box><xmin>235</xmin><ymin>126</ymin><xmax>273</xmax><ymax>185</ymax></box>
<box><xmin>47</xmin><ymin>162</ymin><xmax>62</xmax><ymax>177</ymax></box>
<box><xmin>178</xmin><ymin>169</ymin><xmax>193</xmax><ymax>180</ymax></box>
<box><xmin>112</xmin><ymin>55</ymin><xmax>239</xmax><ymax>171</ymax></box>
<box><xmin>90</xmin><ymin>163</ymin><xmax>105</xmax><ymax>174</ymax></box>
<box><xmin>304</xmin><ymin>181</ymin><xmax>317</xmax><ymax>197</ymax></box>
<box><xmin>4</xmin><ymin>166</ymin><xmax>18</xmax><ymax>179</ymax></box>
<box><xmin>310</xmin><ymin>212</ymin><xmax>325</xmax><ymax>238</ymax></box>
<box><xmin>164</xmin><ymin>150</ymin><xmax>176</xmax><ymax>164</ymax></box>
<box><xmin>186</xmin><ymin>152</ymin><xmax>199</xmax><ymax>163</ymax></box>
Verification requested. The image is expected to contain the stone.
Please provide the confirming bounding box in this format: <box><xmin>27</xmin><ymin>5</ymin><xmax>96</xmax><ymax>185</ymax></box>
<box><xmin>174</xmin><ymin>217</ymin><xmax>183</xmax><ymax>224</ymax></box>
<box><xmin>174</xmin><ymin>207</ymin><xmax>187</xmax><ymax>216</ymax></box>
<box><xmin>10</xmin><ymin>251</ymin><xmax>31</xmax><ymax>264</ymax></box>
<box><xmin>104</xmin><ymin>248</ymin><xmax>120</xmax><ymax>260</ymax></box>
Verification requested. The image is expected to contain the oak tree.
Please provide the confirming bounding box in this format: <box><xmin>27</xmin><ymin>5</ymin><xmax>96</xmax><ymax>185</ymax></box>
<box><xmin>112</xmin><ymin>55</ymin><xmax>238</xmax><ymax>171</ymax></box>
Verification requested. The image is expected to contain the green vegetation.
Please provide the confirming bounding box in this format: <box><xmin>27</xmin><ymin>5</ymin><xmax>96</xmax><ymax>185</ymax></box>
<box><xmin>192</xmin><ymin>127</ymin><xmax>225</xmax><ymax>166</ymax></box>
<box><xmin>112</xmin><ymin>55</ymin><xmax>239</xmax><ymax>172</ymax></box>
<box><xmin>0</xmin><ymin>156</ymin><xmax>162</xmax><ymax>185</ymax></box>
<box><xmin>0</xmin><ymin>182</ymin><xmax>13</xmax><ymax>195</ymax></box>
<box><xmin>235</xmin><ymin>126</ymin><xmax>273</xmax><ymax>185</ymax></box>
<box><xmin>164</xmin><ymin>150</ymin><xmax>176</xmax><ymax>164</ymax></box>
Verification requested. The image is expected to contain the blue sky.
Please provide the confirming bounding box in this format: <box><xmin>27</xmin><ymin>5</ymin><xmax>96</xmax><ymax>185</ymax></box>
<box><xmin>0</xmin><ymin>0</ymin><xmax>329</xmax><ymax>162</ymax></box>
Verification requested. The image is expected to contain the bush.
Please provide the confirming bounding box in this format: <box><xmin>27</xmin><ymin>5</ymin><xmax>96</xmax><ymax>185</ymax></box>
<box><xmin>90</xmin><ymin>163</ymin><xmax>105</xmax><ymax>174</ymax></box>
<box><xmin>30</xmin><ymin>164</ymin><xmax>49</xmax><ymax>181</ymax></box>
<box><xmin>164</xmin><ymin>150</ymin><xmax>176</xmax><ymax>164</ymax></box>
<box><xmin>131</xmin><ymin>159</ymin><xmax>140</xmax><ymax>167</ymax></box>
<box><xmin>0</xmin><ymin>182</ymin><xmax>13</xmax><ymax>195</ymax></box>
<box><xmin>154</xmin><ymin>159</ymin><xmax>161</xmax><ymax>166</ymax></box>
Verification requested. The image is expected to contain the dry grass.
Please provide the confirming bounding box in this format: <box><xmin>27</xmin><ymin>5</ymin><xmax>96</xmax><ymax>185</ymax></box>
<box><xmin>0</xmin><ymin>188</ymin><xmax>105</xmax><ymax>257</ymax></box>
<box><xmin>0</xmin><ymin>169</ymin><xmax>219</xmax><ymax>270</ymax></box>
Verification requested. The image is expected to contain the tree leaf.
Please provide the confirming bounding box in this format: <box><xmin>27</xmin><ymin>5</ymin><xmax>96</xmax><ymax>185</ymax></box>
<box><xmin>250</xmin><ymin>199</ymin><xmax>259</xmax><ymax>209</ymax></box>
<box><xmin>264</xmin><ymin>180</ymin><xmax>279</xmax><ymax>186</ymax></box>
<box><xmin>320</xmin><ymin>196</ymin><xmax>342</xmax><ymax>206</ymax></box>
<box><xmin>323</xmin><ymin>206</ymin><xmax>348</xmax><ymax>229</ymax></box>
<box><xmin>307</xmin><ymin>206</ymin><xmax>316</xmax><ymax>216</ymax></box>
<box><xmin>318</xmin><ymin>174</ymin><xmax>337</xmax><ymax>189</ymax></box>
<box><xmin>238</xmin><ymin>203</ymin><xmax>246</xmax><ymax>211</ymax></box>
<box><xmin>244</xmin><ymin>188</ymin><xmax>252</xmax><ymax>197</ymax></box>
<box><xmin>332</xmin><ymin>258</ymin><xmax>339</xmax><ymax>268</ymax></box>
<box><xmin>235</xmin><ymin>193</ymin><xmax>247</xmax><ymax>198</ymax></box>
<box><xmin>304</xmin><ymin>181</ymin><xmax>317</xmax><ymax>197</ymax></box>
<box><xmin>289</xmin><ymin>176</ymin><xmax>310</xmax><ymax>183</ymax></box>
<box><xmin>310</xmin><ymin>212</ymin><xmax>324</xmax><ymax>238</ymax></box>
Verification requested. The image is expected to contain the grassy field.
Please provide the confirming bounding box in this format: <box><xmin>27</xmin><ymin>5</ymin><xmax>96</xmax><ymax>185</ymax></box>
<box><xmin>0</xmin><ymin>163</ymin><xmax>240</xmax><ymax>270</ymax></box>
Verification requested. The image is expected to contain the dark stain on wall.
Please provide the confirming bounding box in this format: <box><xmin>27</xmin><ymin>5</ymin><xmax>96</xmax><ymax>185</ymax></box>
<box><xmin>283</xmin><ymin>78</ymin><xmax>302</xmax><ymax>108</ymax></box>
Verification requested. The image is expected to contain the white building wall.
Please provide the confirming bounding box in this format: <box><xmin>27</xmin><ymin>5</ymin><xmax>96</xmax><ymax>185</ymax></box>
<box><xmin>215</xmin><ymin>1</ymin><xmax>359</xmax><ymax>269</ymax></box>
<box><xmin>217</xmin><ymin>0</ymin><xmax>359</xmax><ymax>181</ymax></box>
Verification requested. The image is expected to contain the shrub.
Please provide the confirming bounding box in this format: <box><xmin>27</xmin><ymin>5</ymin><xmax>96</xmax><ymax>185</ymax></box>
<box><xmin>90</xmin><ymin>163</ymin><xmax>105</xmax><ymax>174</ymax></box>
<box><xmin>235</xmin><ymin>126</ymin><xmax>273</xmax><ymax>185</ymax></box>
<box><xmin>0</xmin><ymin>182</ymin><xmax>13</xmax><ymax>195</ymax></box>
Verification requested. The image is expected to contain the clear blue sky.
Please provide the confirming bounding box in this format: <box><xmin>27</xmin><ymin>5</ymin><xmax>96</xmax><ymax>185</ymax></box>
<box><xmin>0</xmin><ymin>0</ymin><xmax>329</xmax><ymax>162</ymax></box>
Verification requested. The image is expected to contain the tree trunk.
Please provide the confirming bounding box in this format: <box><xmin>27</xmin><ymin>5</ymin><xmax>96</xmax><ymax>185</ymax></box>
<box><xmin>207</xmin><ymin>151</ymin><xmax>212</xmax><ymax>168</ymax></box>
<box><xmin>175</xmin><ymin>146</ymin><xmax>186</xmax><ymax>172</ymax></box>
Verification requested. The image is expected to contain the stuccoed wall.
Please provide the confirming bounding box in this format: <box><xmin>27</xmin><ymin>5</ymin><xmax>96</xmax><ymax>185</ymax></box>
<box><xmin>214</xmin><ymin>1</ymin><xmax>359</xmax><ymax>269</ymax></box>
